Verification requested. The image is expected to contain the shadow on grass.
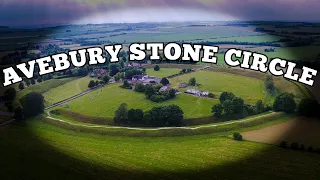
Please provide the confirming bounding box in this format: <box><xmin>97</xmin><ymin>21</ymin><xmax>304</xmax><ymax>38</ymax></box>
<box><xmin>1</xmin><ymin>118</ymin><xmax>320</xmax><ymax>180</ymax></box>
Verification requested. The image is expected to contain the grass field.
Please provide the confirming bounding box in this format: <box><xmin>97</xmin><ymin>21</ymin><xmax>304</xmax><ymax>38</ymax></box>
<box><xmin>16</xmin><ymin>77</ymin><xmax>78</xmax><ymax>100</ymax></box>
<box><xmin>146</xmin><ymin>68</ymin><xmax>181</xmax><ymax>78</ymax></box>
<box><xmin>1</xmin><ymin>118</ymin><xmax>320</xmax><ymax>179</ymax></box>
<box><xmin>169</xmin><ymin>70</ymin><xmax>268</xmax><ymax>104</ymax></box>
<box><xmin>242</xmin><ymin>117</ymin><xmax>320</xmax><ymax>148</ymax></box>
<box><xmin>52</xmin><ymin>83</ymin><xmax>218</xmax><ymax>119</ymax></box>
<box><xmin>44</xmin><ymin>77</ymin><xmax>96</xmax><ymax>105</ymax></box>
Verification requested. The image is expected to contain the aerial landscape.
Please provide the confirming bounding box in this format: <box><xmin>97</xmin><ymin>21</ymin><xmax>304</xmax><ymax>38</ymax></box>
<box><xmin>0</xmin><ymin>0</ymin><xmax>320</xmax><ymax>179</ymax></box>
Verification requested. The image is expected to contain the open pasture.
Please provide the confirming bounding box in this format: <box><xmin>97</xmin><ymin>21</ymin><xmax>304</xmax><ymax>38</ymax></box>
<box><xmin>146</xmin><ymin>68</ymin><xmax>181</xmax><ymax>78</ymax></box>
<box><xmin>169</xmin><ymin>70</ymin><xmax>268</xmax><ymax>104</ymax></box>
<box><xmin>44</xmin><ymin>76</ymin><xmax>96</xmax><ymax>105</ymax></box>
<box><xmin>53</xmin><ymin>83</ymin><xmax>218</xmax><ymax>119</ymax></box>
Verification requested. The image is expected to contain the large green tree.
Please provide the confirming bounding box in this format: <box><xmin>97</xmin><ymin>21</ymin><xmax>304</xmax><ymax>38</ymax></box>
<box><xmin>273</xmin><ymin>93</ymin><xmax>296</xmax><ymax>113</ymax></box>
<box><xmin>19</xmin><ymin>92</ymin><xmax>44</xmax><ymax>117</ymax></box>
<box><xmin>114</xmin><ymin>103</ymin><xmax>128</xmax><ymax>124</ymax></box>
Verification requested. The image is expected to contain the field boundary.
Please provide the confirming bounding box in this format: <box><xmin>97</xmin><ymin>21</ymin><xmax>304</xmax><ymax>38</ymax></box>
<box><xmin>46</xmin><ymin>111</ymin><xmax>277</xmax><ymax>131</ymax></box>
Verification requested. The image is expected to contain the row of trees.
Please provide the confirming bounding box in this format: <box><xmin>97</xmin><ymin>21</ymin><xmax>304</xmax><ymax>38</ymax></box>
<box><xmin>114</xmin><ymin>103</ymin><xmax>184</xmax><ymax>127</ymax></box>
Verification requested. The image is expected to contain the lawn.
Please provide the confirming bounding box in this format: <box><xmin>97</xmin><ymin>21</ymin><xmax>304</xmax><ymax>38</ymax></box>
<box><xmin>146</xmin><ymin>68</ymin><xmax>181</xmax><ymax>78</ymax></box>
<box><xmin>169</xmin><ymin>70</ymin><xmax>268</xmax><ymax>104</ymax></box>
<box><xmin>53</xmin><ymin>83</ymin><xmax>218</xmax><ymax>119</ymax></box>
<box><xmin>1</xmin><ymin>119</ymin><xmax>319</xmax><ymax>179</ymax></box>
<box><xmin>44</xmin><ymin>76</ymin><xmax>96</xmax><ymax>105</ymax></box>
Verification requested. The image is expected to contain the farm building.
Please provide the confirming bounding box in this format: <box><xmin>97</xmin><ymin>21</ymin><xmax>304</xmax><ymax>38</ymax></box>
<box><xmin>131</xmin><ymin>75</ymin><xmax>161</xmax><ymax>86</ymax></box>
<box><xmin>179</xmin><ymin>82</ymin><xmax>188</xmax><ymax>88</ymax></box>
<box><xmin>186</xmin><ymin>88</ymin><xmax>209</xmax><ymax>97</ymax></box>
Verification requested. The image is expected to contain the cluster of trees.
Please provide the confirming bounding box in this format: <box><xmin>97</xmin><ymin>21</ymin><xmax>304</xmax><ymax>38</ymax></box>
<box><xmin>273</xmin><ymin>93</ymin><xmax>296</xmax><ymax>113</ymax></box>
<box><xmin>166</xmin><ymin>68</ymin><xmax>195</xmax><ymax>79</ymax></box>
<box><xmin>297</xmin><ymin>98</ymin><xmax>320</xmax><ymax>118</ymax></box>
<box><xmin>2</xmin><ymin>87</ymin><xmax>17</xmax><ymax>112</ymax></box>
<box><xmin>88</xmin><ymin>80</ymin><xmax>104</xmax><ymax>88</ymax></box>
<box><xmin>265</xmin><ymin>76</ymin><xmax>276</xmax><ymax>95</ymax></box>
<box><xmin>113</xmin><ymin>103</ymin><xmax>184</xmax><ymax>127</ymax></box>
<box><xmin>212</xmin><ymin>92</ymin><xmax>270</xmax><ymax>119</ymax></box>
<box><xmin>132</xmin><ymin>81</ymin><xmax>176</xmax><ymax>103</ymax></box>
<box><xmin>280</xmin><ymin>141</ymin><xmax>320</xmax><ymax>154</ymax></box>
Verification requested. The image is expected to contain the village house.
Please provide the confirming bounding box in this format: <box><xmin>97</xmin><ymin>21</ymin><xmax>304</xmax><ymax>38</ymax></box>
<box><xmin>186</xmin><ymin>88</ymin><xmax>209</xmax><ymax>97</ymax></box>
<box><xmin>131</xmin><ymin>75</ymin><xmax>161</xmax><ymax>86</ymax></box>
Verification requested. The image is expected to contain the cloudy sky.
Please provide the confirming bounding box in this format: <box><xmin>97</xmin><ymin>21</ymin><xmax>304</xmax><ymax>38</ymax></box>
<box><xmin>0</xmin><ymin>0</ymin><xmax>319</xmax><ymax>26</ymax></box>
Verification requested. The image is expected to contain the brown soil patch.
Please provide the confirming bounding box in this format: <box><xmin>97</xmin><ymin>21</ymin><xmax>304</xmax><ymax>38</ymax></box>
<box><xmin>242</xmin><ymin>117</ymin><xmax>320</xmax><ymax>147</ymax></box>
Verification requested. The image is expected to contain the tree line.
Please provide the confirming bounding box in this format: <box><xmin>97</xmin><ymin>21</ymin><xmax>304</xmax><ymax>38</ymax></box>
<box><xmin>113</xmin><ymin>103</ymin><xmax>184</xmax><ymax>127</ymax></box>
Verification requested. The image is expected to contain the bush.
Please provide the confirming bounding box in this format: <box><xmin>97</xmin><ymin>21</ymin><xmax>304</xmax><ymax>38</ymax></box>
<box><xmin>102</xmin><ymin>75</ymin><xmax>110</xmax><ymax>83</ymax></box>
<box><xmin>134</xmin><ymin>82</ymin><xmax>146</xmax><ymax>92</ymax></box>
<box><xmin>208</xmin><ymin>93</ymin><xmax>215</xmax><ymax>98</ymax></box>
<box><xmin>88</xmin><ymin>80</ymin><xmax>96</xmax><ymax>88</ymax></box>
<box><xmin>273</xmin><ymin>93</ymin><xmax>296</xmax><ymax>113</ymax></box>
<box><xmin>290</xmin><ymin>142</ymin><xmax>299</xmax><ymax>150</ymax></box>
<box><xmin>188</xmin><ymin>77</ymin><xmax>196</xmax><ymax>86</ymax></box>
<box><xmin>160</xmin><ymin>77</ymin><xmax>170</xmax><ymax>86</ymax></box>
<box><xmin>308</xmin><ymin>146</ymin><xmax>313</xmax><ymax>152</ymax></box>
<box><xmin>233</xmin><ymin>132</ymin><xmax>243</xmax><ymax>141</ymax></box>
<box><xmin>299</xmin><ymin>144</ymin><xmax>305</xmax><ymax>151</ymax></box>
<box><xmin>18</xmin><ymin>82</ymin><xmax>25</xmax><ymax>90</ymax></box>
<box><xmin>280</xmin><ymin>141</ymin><xmax>287</xmax><ymax>148</ymax></box>
<box><xmin>154</xmin><ymin>65</ymin><xmax>160</xmax><ymax>71</ymax></box>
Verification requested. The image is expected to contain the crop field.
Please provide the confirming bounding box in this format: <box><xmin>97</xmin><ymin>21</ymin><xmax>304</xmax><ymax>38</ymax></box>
<box><xmin>53</xmin><ymin>83</ymin><xmax>218</xmax><ymax>119</ymax></box>
<box><xmin>44</xmin><ymin>77</ymin><xmax>96</xmax><ymax>105</ymax></box>
<box><xmin>1</xmin><ymin>119</ymin><xmax>319</xmax><ymax>179</ymax></box>
<box><xmin>242</xmin><ymin>117</ymin><xmax>320</xmax><ymax>147</ymax></box>
<box><xmin>169</xmin><ymin>70</ymin><xmax>268</xmax><ymax>104</ymax></box>
<box><xmin>146</xmin><ymin>68</ymin><xmax>181</xmax><ymax>78</ymax></box>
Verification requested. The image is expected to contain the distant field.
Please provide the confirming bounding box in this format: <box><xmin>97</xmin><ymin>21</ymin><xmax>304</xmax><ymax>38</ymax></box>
<box><xmin>206</xmin><ymin>35</ymin><xmax>283</xmax><ymax>43</ymax></box>
<box><xmin>169</xmin><ymin>70</ymin><xmax>268</xmax><ymax>104</ymax></box>
<box><xmin>242</xmin><ymin>117</ymin><xmax>320</xmax><ymax>148</ymax></box>
<box><xmin>1</xmin><ymin>118</ymin><xmax>320</xmax><ymax>179</ymax></box>
<box><xmin>146</xmin><ymin>68</ymin><xmax>181</xmax><ymax>78</ymax></box>
<box><xmin>44</xmin><ymin>77</ymin><xmax>96</xmax><ymax>105</ymax></box>
<box><xmin>54</xmin><ymin>83</ymin><xmax>218</xmax><ymax>119</ymax></box>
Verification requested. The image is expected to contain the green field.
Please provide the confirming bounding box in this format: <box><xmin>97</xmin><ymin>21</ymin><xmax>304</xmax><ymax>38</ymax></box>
<box><xmin>53</xmin><ymin>83</ymin><xmax>218</xmax><ymax>119</ymax></box>
<box><xmin>17</xmin><ymin>77</ymin><xmax>77</xmax><ymax>100</ymax></box>
<box><xmin>1</xmin><ymin>118</ymin><xmax>319</xmax><ymax>179</ymax></box>
<box><xmin>44</xmin><ymin>77</ymin><xmax>96</xmax><ymax>105</ymax></box>
<box><xmin>169</xmin><ymin>70</ymin><xmax>268</xmax><ymax>104</ymax></box>
<box><xmin>146</xmin><ymin>68</ymin><xmax>181</xmax><ymax>78</ymax></box>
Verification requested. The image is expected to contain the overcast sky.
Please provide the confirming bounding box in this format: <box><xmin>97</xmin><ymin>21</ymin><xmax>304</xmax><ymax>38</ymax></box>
<box><xmin>1</xmin><ymin>0</ymin><xmax>320</xmax><ymax>26</ymax></box>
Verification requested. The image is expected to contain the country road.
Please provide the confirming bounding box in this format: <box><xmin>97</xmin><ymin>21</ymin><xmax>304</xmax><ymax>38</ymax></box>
<box><xmin>46</xmin><ymin>111</ymin><xmax>276</xmax><ymax>131</ymax></box>
<box><xmin>44</xmin><ymin>83</ymin><xmax>111</xmax><ymax>110</ymax></box>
